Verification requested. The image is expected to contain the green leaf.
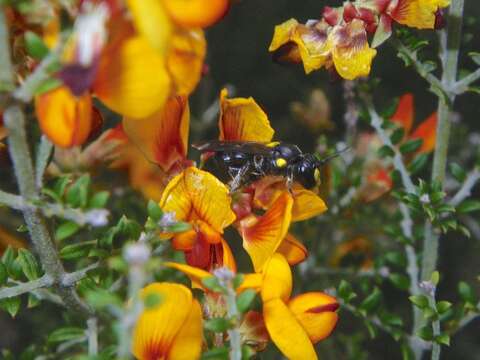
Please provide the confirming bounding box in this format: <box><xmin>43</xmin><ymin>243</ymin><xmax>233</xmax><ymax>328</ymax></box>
<box><xmin>85</xmin><ymin>289</ymin><xmax>122</xmax><ymax>309</ymax></box>
<box><xmin>27</xmin><ymin>293</ymin><xmax>40</xmax><ymax>309</ymax></box>
<box><xmin>201</xmin><ymin>347</ymin><xmax>229</xmax><ymax>360</ymax></box>
<box><xmin>53</xmin><ymin>175</ymin><xmax>71</xmax><ymax>199</ymax></box>
<box><xmin>457</xmin><ymin>200</ymin><xmax>480</xmax><ymax>214</ymax></box>
<box><xmin>363</xmin><ymin>320</ymin><xmax>377</xmax><ymax>339</ymax></box>
<box><xmin>88</xmin><ymin>191</ymin><xmax>110</xmax><ymax>209</ymax></box>
<box><xmin>55</xmin><ymin>221</ymin><xmax>81</xmax><ymax>242</ymax></box>
<box><xmin>202</xmin><ymin>276</ymin><xmax>224</xmax><ymax>293</ymax></box>
<box><xmin>468</xmin><ymin>51</ymin><xmax>480</xmax><ymax>65</ymax></box>
<box><xmin>2</xmin><ymin>246</ymin><xmax>15</xmax><ymax>271</ymax></box>
<box><xmin>33</xmin><ymin>77</ymin><xmax>62</xmax><ymax>96</ymax></box>
<box><xmin>458</xmin><ymin>281</ymin><xmax>476</xmax><ymax>303</ymax></box>
<box><xmin>435</xmin><ymin>334</ymin><xmax>450</xmax><ymax>346</ymax></box>
<box><xmin>399</xmin><ymin>139</ymin><xmax>423</xmax><ymax>154</ymax></box>
<box><xmin>66</xmin><ymin>175</ymin><xmax>91</xmax><ymax>208</ymax></box>
<box><xmin>390</xmin><ymin>128</ymin><xmax>405</xmax><ymax>145</ymax></box>
<box><xmin>60</xmin><ymin>242</ymin><xmax>93</xmax><ymax>260</ymax></box>
<box><xmin>384</xmin><ymin>251</ymin><xmax>407</xmax><ymax>267</ymax></box>
<box><xmin>378</xmin><ymin>145</ymin><xmax>395</xmax><ymax>158</ymax></box>
<box><xmin>236</xmin><ymin>289</ymin><xmax>257</xmax><ymax>313</ymax></box>
<box><xmin>389</xmin><ymin>273</ymin><xmax>410</xmax><ymax>291</ymax></box>
<box><xmin>0</xmin><ymin>262</ymin><xmax>7</xmax><ymax>286</ymax></box>
<box><xmin>147</xmin><ymin>200</ymin><xmax>164</xmax><ymax>221</ymax></box>
<box><xmin>24</xmin><ymin>31</ymin><xmax>49</xmax><ymax>60</ymax></box>
<box><xmin>408</xmin><ymin>153</ymin><xmax>429</xmax><ymax>175</ymax></box>
<box><xmin>232</xmin><ymin>274</ymin><xmax>244</xmax><ymax>290</ymax></box>
<box><xmin>417</xmin><ymin>325</ymin><xmax>434</xmax><ymax>341</ymax></box>
<box><xmin>17</xmin><ymin>249</ymin><xmax>40</xmax><ymax>281</ymax></box>
<box><xmin>449</xmin><ymin>163</ymin><xmax>466</xmax><ymax>182</ymax></box>
<box><xmin>48</xmin><ymin>327</ymin><xmax>86</xmax><ymax>344</ymax></box>
<box><xmin>436</xmin><ymin>301</ymin><xmax>452</xmax><ymax>314</ymax></box>
<box><xmin>164</xmin><ymin>221</ymin><xmax>191</xmax><ymax>233</ymax></box>
<box><xmin>0</xmin><ymin>296</ymin><xmax>21</xmax><ymax>317</ymax></box>
<box><xmin>409</xmin><ymin>295</ymin><xmax>429</xmax><ymax>309</ymax></box>
<box><xmin>359</xmin><ymin>287</ymin><xmax>382</xmax><ymax>314</ymax></box>
<box><xmin>431</xmin><ymin>271</ymin><xmax>440</xmax><ymax>286</ymax></box>
<box><xmin>204</xmin><ymin>317</ymin><xmax>232</xmax><ymax>333</ymax></box>
<box><xmin>338</xmin><ymin>280</ymin><xmax>356</xmax><ymax>303</ymax></box>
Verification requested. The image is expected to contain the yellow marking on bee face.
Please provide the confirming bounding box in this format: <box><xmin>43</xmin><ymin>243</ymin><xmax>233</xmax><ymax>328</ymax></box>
<box><xmin>275</xmin><ymin>158</ymin><xmax>287</xmax><ymax>168</ymax></box>
<box><xmin>314</xmin><ymin>168</ymin><xmax>321</xmax><ymax>183</ymax></box>
<box><xmin>266</xmin><ymin>141</ymin><xmax>280</xmax><ymax>148</ymax></box>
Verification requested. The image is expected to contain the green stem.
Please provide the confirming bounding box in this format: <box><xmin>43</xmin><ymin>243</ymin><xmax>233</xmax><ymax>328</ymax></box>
<box><xmin>0</xmin><ymin>7</ymin><xmax>14</xmax><ymax>91</ymax></box>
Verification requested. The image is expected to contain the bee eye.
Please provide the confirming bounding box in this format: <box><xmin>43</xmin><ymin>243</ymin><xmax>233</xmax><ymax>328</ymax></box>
<box><xmin>275</xmin><ymin>158</ymin><xmax>287</xmax><ymax>168</ymax></box>
<box><xmin>314</xmin><ymin>168</ymin><xmax>321</xmax><ymax>183</ymax></box>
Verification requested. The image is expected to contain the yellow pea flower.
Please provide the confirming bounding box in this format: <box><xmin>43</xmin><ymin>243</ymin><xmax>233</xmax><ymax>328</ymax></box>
<box><xmin>385</xmin><ymin>0</ymin><xmax>451</xmax><ymax>29</ymax></box>
<box><xmin>132</xmin><ymin>283</ymin><xmax>203</xmax><ymax>360</ymax></box>
<box><xmin>260</xmin><ymin>254</ymin><xmax>339</xmax><ymax>360</ymax></box>
<box><xmin>159</xmin><ymin>167</ymin><xmax>236</xmax><ymax>271</ymax></box>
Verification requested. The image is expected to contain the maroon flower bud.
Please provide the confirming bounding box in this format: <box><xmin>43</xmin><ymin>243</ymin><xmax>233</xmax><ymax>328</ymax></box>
<box><xmin>343</xmin><ymin>2</ymin><xmax>359</xmax><ymax>23</ymax></box>
<box><xmin>323</xmin><ymin>6</ymin><xmax>340</xmax><ymax>26</ymax></box>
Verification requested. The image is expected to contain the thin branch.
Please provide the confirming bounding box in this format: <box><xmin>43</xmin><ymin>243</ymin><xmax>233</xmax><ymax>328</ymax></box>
<box><xmin>87</xmin><ymin>317</ymin><xmax>99</xmax><ymax>356</ymax></box>
<box><xmin>0</xmin><ymin>8</ymin><xmax>14</xmax><ymax>91</ymax></box>
<box><xmin>0</xmin><ymin>275</ymin><xmax>53</xmax><ymax>299</ymax></box>
<box><xmin>367</xmin><ymin>104</ymin><xmax>416</xmax><ymax>193</ymax></box>
<box><xmin>35</xmin><ymin>136</ymin><xmax>53</xmax><ymax>189</ymax></box>
<box><xmin>62</xmin><ymin>262</ymin><xmax>100</xmax><ymax>286</ymax></box>
<box><xmin>0</xmin><ymin>189</ymin><xmax>109</xmax><ymax>226</ymax></box>
<box><xmin>452</xmin><ymin>68</ymin><xmax>480</xmax><ymax>94</ymax></box>
<box><xmin>393</xmin><ymin>40</ymin><xmax>444</xmax><ymax>93</ymax></box>
<box><xmin>449</xmin><ymin>169</ymin><xmax>480</xmax><ymax>207</ymax></box>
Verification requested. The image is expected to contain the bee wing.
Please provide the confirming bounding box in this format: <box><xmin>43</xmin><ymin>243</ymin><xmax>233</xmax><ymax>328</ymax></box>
<box><xmin>193</xmin><ymin>140</ymin><xmax>272</xmax><ymax>155</ymax></box>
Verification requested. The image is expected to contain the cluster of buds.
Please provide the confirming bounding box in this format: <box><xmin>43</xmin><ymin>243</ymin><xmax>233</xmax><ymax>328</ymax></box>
<box><xmin>269</xmin><ymin>0</ymin><xmax>450</xmax><ymax>80</ymax></box>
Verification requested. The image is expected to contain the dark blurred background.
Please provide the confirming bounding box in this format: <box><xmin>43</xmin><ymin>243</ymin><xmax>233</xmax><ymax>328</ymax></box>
<box><xmin>1</xmin><ymin>0</ymin><xmax>480</xmax><ymax>359</ymax></box>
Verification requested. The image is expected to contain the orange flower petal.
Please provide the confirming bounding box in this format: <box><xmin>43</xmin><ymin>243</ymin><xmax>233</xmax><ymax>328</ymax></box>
<box><xmin>240</xmin><ymin>192</ymin><xmax>293</xmax><ymax>272</ymax></box>
<box><xmin>164</xmin><ymin>262</ymin><xmax>212</xmax><ymax>289</ymax></box>
<box><xmin>390</xmin><ymin>93</ymin><xmax>414</xmax><ymax>134</ymax></box>
<box><xmin>291</xmin><ymin>185</ymin><xmax>327</xmax><ymax>222</ymax></box>
<box><xmin>410</xmin><ymin>112</ymin><xmax>437</xmax><ymax>153</ymax></box>
<box><xmin>263</xmin><ymin>298</ymin><xmax>318</xmax><ymax>360</ymax></box>
<box><xmin>331</xmin><ymin>19</ymin><xmax>376</xmax><ymax>80</ymax></box>
<box><xmin>288</xmin><ymin>292</ymin><xmax>339</xmax><ymax>343</ymax></box>
<box><xmin>35</xmin><ymin>86</ymin><xmax>92</xmax><ymax>148</ymax></box>
<box><xmin>167</xmin><ymin>299</ymin><xmax>203</xmax><ymax>360</ymax></box>
<box><xmin>162</xmin><ymin>0</ymin><xmax>229</xmax><ymax>28</ymax></box>
<box><xmin>172</xmin><ymin>229</ymin><xmax>198</xmax><ymax>250</ymax></box>
<box><xmin>132</xmin><ymin>283</ymin><xmax>201</xmax><ymax>360</ymax></box>
<box><xmin>126</xmin><ymin>0</ymin><xmax>172</xmax><ymax>54</ymax></box>
<box><xmin>123</xmin><ymin>95</ymin><xmax>189</xmax><ymax>172</ymax></box>
<box><xmin>260</xmin><ymin>253</ymin><xmax>292</xmax><ymax>303</ymax></box>
<box><xmin>277</xmin><ymin>233</ymin><xmax>308</xmax><ymax>266</ymax></box>
<box><xmin>160</xmin><ymin>167</ymin><xmax>236</xmax><ymax>232</ymax></box>
<box><xmin>93</xmin><ymin>35</ymin><xmax>171</xmax><ymax>119</ymax></box>
<box><xmin>167</xmin><ymin>28</ymin><xmax>206</xmax><ymax>95</ymax></box>
<box><xmin>219</xmin><ymin>88</ymin><xmax>274</xmax><ymax>142</ymax></box>
<box><xmin>391</xmin><ymin>0</ymin><xmax>450</xmax><ymax>29</ymax></box>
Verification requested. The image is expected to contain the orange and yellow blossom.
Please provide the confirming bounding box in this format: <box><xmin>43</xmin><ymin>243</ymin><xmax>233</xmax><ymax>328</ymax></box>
<box><xmin>376</xmin><ymin>0</ymin><xmax>450</xmax><ymax>29</ymax></box>
<box><xmin>159</xmin><ymin>167</ymin><xmax>237</xmax><ymax>271</ymax></box>
<box><xmin>269</xmin><ymin>18</ymin><xmax>376</xmax><ymax>80</ymax></box>
<box><xmin>260</xmin><ymin>253</ymin><xmax>339</xmax><ymax>360</ymax></box>
<box><xmin>132</xmin><ymin>282</ymin><xmax>203</xmax><ymax>360</ymax></box>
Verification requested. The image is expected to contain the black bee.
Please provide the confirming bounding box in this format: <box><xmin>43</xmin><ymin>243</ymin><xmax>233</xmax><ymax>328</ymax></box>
<box><xmin>194</xmin><ymin>140</ymin><xmax>334</xmax><ymax>191</ymax></box>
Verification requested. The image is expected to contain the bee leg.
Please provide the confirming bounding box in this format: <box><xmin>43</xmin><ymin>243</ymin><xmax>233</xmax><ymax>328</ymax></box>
<box><xmin>229</xmin><ymin>165</ymin><xmax>249</xmax><ymax>192</ymax></box>
<box><xmin>286</xmin><ymin>166</ymin><xmax>294</xmax><ymax>194</ymax></box>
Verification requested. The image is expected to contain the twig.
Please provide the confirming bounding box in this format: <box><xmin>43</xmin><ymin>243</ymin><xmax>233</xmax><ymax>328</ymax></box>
<box><xmin>367</xmin><ymin>104</ymin><xmax>416</xmax><ymax>193</ymax></box>
<box><xmin>449</xmin><ymin>169</ymin><xmax>480</xmax><ymax>206</ymax></box>
<box><xmin>452</xmin><ymin>68</ymin><xmax>480</xmax><ymax>94</ymax></box>
<box><xmin>0</xmin><ymin>8</ymin><xmax>14</xmax><ymax>91</ymax></box>
<box><xmin>62</xmin><ymin>262</ymin><xmax>100</xmax><ymax>286</ymax></box>
<box><xmin>0</xmin><ymin>189</ymin><xmax>109</xmax><ymax>226</ymax></box>
<box><xmin>35</xmin><ymin>136</ymin><xmax>53</xmax><ymax>189</ymax></box>
<box><xmin>87</xmin><ymin>317</ymin><xmax>98</xmax><ymax>356</ymax></box>
<box><xmin>226</xmin><ymin>284</ymin><xmax>242</xmax><ymax>360</ymax></box>
<box><xmin>393</xmin><ymin>40</ymin><xmax>444</xmax><ymax>93</ymax></box>
<box><xmin>0</xmin><ymin>274</ymin><xmax>53</xmax><ymax>299</ymax></box>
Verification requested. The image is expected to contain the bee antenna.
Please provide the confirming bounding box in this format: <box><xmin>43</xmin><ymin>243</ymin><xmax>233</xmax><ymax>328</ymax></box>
<box><xmin>315</xmin><ymin>146</ymin><xmax>350</xmax><ymax>166</ymax></box>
